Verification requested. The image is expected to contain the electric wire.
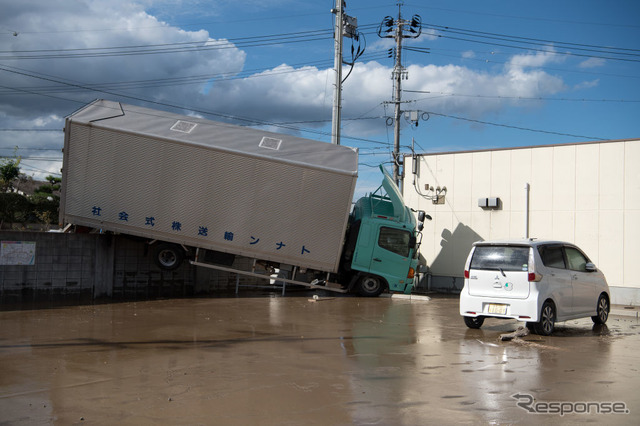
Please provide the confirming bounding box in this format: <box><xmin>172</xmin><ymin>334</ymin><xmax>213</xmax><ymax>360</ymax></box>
<box><xmin>0</xmin><ymin>65</ymin><xmax>396</xmax><ymax>147</ymax></box>
<box><xmin>425</xmin><ymin>111</ymin><xmax>608</xmax><ymax>141</ymax></box>
<box><xmin>404</xmin><ymin>90</ymin><xmax>640</xmax><ymax>103</ymax></box>
<box><xmin>0</xmin><ymin>51</ymin><xmax>390</xmax><ymax>95</ymax></box>
<box><xmin>1</xmin><ymin>14</ymin><xmax>635</xmax><ymax>161</ymax></box>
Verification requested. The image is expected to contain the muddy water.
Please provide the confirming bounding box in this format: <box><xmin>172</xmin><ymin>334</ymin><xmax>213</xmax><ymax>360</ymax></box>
<box><xmin>0</xmin><ymin>295</ymin><xmax>638</xmax><ymax>425</ymax></box>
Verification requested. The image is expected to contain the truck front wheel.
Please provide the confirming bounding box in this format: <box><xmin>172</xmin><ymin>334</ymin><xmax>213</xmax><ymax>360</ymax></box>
<box><xmin>153</xmin><ymin>243</ymin><xmax>185</xmax><ymax>271</ymax></box>
<box><xmin>356</xmin><ymin>275</ymin><xmax>385</xmax><ymax>297</ymax></box>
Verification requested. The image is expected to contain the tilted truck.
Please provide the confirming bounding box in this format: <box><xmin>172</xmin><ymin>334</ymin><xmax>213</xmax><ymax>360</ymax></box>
<box><xmin>60</xmin><ymin>99</ymin><xmax>428</xmax><ymax>296</ymax></box>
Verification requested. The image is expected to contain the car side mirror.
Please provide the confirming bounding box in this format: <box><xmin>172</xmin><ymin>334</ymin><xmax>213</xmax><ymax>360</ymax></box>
<box><xmin>585</xmin><ymin>262</ymin><xmax>597</xmax><ymax>272</ymax></box>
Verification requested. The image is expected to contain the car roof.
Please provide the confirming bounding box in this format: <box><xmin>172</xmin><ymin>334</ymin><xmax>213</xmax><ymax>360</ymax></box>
<box><xmin>472</xmin><ymin>239</ymin><xmax>575</xmax><ymax>248</ymax></box>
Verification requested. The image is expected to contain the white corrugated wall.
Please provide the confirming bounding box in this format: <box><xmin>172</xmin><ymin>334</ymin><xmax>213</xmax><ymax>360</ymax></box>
<box><xmin>404</xmin><ymin>139</ymin><xmax>640</xmax><ymax>305</ymax></box>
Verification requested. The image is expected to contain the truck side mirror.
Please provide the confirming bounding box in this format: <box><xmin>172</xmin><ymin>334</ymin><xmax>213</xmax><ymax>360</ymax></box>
<box><xmin>417</xmin><ymin>222</ymin><xmax>424</xmax><ymax>231</ymax></box>
<box><xmin>417</xmin><ymin>210</ymin><xmax>426</xmax><ymax>222</ymax></box>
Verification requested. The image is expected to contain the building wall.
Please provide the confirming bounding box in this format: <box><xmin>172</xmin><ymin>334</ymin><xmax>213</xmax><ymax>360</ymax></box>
<box><xmin>403</xmin><ymin>139</ymin><xmax>640</xmax><ymax>305</ymax></box>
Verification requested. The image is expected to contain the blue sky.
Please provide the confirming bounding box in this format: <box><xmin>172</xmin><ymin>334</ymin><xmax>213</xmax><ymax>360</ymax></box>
<box><xmin>1</xmin><ymin>0</ymin><xmax>639</xmax><ymax>197</ymax></box>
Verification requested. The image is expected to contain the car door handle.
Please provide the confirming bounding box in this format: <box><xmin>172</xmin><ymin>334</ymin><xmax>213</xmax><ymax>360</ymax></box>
<box><xmin>373</xmin><ymin>258</ymin><xmax>382</xmax><ymax>262</ymax></box>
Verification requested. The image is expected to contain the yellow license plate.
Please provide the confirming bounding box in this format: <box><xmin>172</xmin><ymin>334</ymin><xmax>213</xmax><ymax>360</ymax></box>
<box><xmin>488</xmin><ymin>304</ymin><xmax>507</xmax><ymax>315</ymax></box>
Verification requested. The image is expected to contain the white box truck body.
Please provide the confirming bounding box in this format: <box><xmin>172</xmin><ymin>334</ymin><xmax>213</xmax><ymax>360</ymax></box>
<box><xmin>61</xmin><ymin>99</ymin><xmax>357</xmax><ymax>273</ymax></box>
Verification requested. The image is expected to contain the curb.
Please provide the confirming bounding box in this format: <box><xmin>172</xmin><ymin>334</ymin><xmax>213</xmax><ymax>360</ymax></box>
<box><xmin>611</xmin><ymin>305</ymin><xmax>639</xmax><ymax>318</ymax></box>
<box><xmin>383</xmin><ymin>293</ymin><xmax>431</xmax><ymax>302</ymax></box>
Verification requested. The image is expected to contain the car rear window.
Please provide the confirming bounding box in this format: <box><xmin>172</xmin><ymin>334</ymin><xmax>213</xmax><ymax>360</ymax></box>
<box><xmin>470</xmin><ymin>245</ymin><xmax>529</xmax><ymax>272</ymax></box>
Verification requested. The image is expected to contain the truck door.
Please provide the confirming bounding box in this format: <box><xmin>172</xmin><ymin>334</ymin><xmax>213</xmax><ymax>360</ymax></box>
<box><xmin>368</xmin><ymin>226</ymin><xmax>412</xmax><ymax>286</ymax></box>
<box><xmin>350</xmin><ymin>222</ymin><xmax>375</xmax><ymax>272</ymax></box>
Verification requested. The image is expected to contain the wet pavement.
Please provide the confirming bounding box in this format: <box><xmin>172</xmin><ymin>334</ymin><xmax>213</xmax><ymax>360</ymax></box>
<box><xmin>0</xmin><ymin>293</ymin><xmax>638</xmax><ymax>425</ymax></box>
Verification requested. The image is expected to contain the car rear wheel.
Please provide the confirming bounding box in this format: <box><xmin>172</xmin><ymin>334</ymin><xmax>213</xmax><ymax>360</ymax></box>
<box><xmin>591</xmin><ymin>294</ymin><xmax>609</xmax><ymax>325</ymax></box>
<box><xmin>531</xmin><ymin>301</ymin><xmax>555</xmax><ymax>336</ymax></box>
<box><xmin>463</xmin><ymin>316</ymin><xmax>484</xmax><ymax>329</ymax></box>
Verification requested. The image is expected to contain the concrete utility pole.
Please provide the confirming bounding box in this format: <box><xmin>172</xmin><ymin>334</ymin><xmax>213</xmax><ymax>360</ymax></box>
<box><xmin>378</xmin><ymin>2</ymin><xmax>422</xmax><ymax>188</ymax></box>
<box><xmin>391</xmin><ymin>5</ymin><xmax>405</xmax><ymax>188</ymax></box>
<box><xmin>331</xmin><ymin>1</ymin><xmax>344</xmax><ymax>145</ymax></box>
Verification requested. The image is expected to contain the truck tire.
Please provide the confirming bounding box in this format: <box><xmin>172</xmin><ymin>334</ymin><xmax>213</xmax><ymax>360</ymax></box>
<box><xmin>356</xmin><ymin>275</ymin><xmax>385</xmax><ymax>297</ymax></box>
<box><xmin>153</xmin><ymin>243</ymin><xmax>184</xmax><ymax>271</ymax></box>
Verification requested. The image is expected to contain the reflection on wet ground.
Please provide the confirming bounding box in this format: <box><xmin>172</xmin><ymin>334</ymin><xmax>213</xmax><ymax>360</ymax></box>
<box><xmin>0</xmin><ymin>294</ymin><xmax>638</xmax><ymax>425</ymax></box>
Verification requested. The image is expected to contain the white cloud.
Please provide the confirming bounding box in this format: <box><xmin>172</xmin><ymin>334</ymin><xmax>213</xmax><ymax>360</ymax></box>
<box><xmin>507</xmin><ymin>48</ymin><xmax>564</xmax><ymax>69</ymax></box>
<box><xmin>0</xmin><ymin>0</ymin><xmax>246</xmax><ymax>119</ymax></box>
<box><xmin>579</xmin><ymin>57</ymin><xmax>605</xmax><ymax>68</ymax></box>
<box><xmin>0</xmin><ymin>1</ymin><xmax>574</xmax><ymax>180</ymax></box>
<box><xmin>574</xmin><ymin>79</ymin><xmax>599</xmax><ymax>90</ymax></box>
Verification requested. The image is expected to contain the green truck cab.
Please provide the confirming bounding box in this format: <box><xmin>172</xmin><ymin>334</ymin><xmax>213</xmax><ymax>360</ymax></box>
<box><xmin>341</xmin><ymin>166</ymin><xmax>428</xmax><ymax>296</ymax></box>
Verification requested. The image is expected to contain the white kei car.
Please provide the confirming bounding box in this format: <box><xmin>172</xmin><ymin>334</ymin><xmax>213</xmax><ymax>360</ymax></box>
<box><xmin>459</xmin><ymin>239</ymin><xmax>610</xmax><ymax>335</ymax></box>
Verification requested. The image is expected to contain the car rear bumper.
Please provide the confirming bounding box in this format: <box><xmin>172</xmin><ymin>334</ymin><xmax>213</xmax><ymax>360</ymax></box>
<box><xmin>460</xmin><ymin>291</ymin><xmax>541</xmax><ymax>322</ymax></box>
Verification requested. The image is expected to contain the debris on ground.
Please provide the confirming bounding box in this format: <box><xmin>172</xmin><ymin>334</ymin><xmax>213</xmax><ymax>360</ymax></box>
<box><xmin>308</xmin><ymin>295</ymin><xmax>335</xmax><ymax>302</ymax></box>
<box><xmin>500</xmin><ymin>326</ymin><xmax>529</xmax><ymax>341</ymax></box>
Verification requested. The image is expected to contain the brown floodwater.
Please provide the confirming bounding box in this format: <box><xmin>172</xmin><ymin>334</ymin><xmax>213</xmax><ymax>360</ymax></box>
<box><xmin>1</xmin><ymin>294</ymin><xmax>638</xmax><ymax>425</ymax></box>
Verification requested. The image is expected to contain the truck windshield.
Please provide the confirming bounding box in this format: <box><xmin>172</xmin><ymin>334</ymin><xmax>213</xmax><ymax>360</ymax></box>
<box><xmin>470</xmin><ymin>246</ymin><xmax>529</xmax><ymax>272</ymax></box>
<box><xmin>378</xmin><ymin>227</ymin><xmax>411</xmax><ymax>257</ymax></box>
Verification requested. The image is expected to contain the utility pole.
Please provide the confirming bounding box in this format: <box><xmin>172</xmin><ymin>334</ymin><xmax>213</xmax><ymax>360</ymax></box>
<box><xmin>378</xmin><ymin>2</ymin><xmax>422</xmax><ymax>188</ymax></box>
<box><xmin>391</xmin><ymin>6</ymin><xmax>404</xmax><ymax>188</ymax></box>
<box><xmin>331</xmin><ymin>1</ymin><xmax>344</xmax><ymax>145</ymax></box>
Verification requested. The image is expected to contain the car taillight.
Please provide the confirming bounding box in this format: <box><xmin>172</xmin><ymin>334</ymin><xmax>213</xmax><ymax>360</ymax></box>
<box><xmin>464</xmin><ymin>270</ymin><xmax>469</xmax><ymax>279</ymax></box>
<box><xmin>528</xmin><ymin>272</ymin><xmax>542</xmax><ymax>282</ymax></box>
<box><xmin>527</xmin><ymin>248</ymin><xmax>542</xmax><ymax>282</ymax></box>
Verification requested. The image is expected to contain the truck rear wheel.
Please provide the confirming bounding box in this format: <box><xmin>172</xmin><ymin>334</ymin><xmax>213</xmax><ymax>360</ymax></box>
<box><xmin>153</xmin><ymin>243</ymin><xmax>184</xmax><ymax>271</ymax></box>
<box><xmin>356</xmin><ymin>275</ymin><xmax>385</xmax><ymax>297</ymax></box>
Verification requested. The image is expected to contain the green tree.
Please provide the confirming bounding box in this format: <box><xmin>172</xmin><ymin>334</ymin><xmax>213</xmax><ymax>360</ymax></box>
<box><xmin>31</xmin><ymin>174</ymin><xmax>61</xmax><ymax>227</ymax></box>
<box><xmin>0</xmin><ymin>155</ymin><xmax>21</xmax><ymax>191</ymax></box>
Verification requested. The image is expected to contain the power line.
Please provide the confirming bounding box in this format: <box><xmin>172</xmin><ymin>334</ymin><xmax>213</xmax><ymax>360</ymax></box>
<box><xmin>0</xmin><ymin>51</ymin><xmax>389</xmax><ymax>95</ymax></box>
<box><xmin>11</xmin><ymin>12</ymin><xmax>331</xmax><ymax>35</ymax></box>
<box><xmin>404</xmin><ymin>90</ymin><xmax>640</xmax><ymax>103</ymax></box>
<box><xmin>423</xmin><ymin>49</ymin><xmax>640</xmax><ymax>81</ymax></box>
<box><xmin>425</xmin><ymin>111</ymin><xmax>608</xmax><ymax>141</ymax></box>
<box><xmin>403</xmin><ymin>4</ymin><xmax>640</xmax><ymax>30</ymax></box>
<box><xmin>0</xmin><ymin>147</ymin><xmax>61</xmax><ymax>150</ymax></box>
<box><xmin>2</xmin><ymin>156</ymin><xmax>62</xmax><ymax>161</ymax></box>
<box><xmin>424</xmin><ymin>23</ymin><xmax>640</xmax><ymax>57</ymax></box>
<box><xmin>0</xmin><ymin>29</ymin><xmax>334</xmax><ymax>60</ymax></box>
<box><xmin>423</xmin><ymin>28</ymin><xmax>640</xmax><ymax>64</ymax></box>
<box><xmin>0</xmin><ymin>65</ymin><xmax>390</xmax><ymax>147</ymax></box>
<box><xmin>6</xmin><ymin>17</ymin><xmax>637</xmax><ymax>65</ymax></box>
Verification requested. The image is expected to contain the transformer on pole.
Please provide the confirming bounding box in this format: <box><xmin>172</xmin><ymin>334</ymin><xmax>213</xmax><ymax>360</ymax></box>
<box><xmin>378</xmin><ymin>2</ymin><xmax>422</xmax><ymax>188</ymax></box>
<box><xmin>331</xmin><ymin>1</ymin><xmax>363</xmax><ymax>146</ymax></box>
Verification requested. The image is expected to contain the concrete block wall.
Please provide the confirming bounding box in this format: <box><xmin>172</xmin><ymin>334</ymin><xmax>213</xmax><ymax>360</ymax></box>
<box><xmin>0</xmin><ymin>231</ymin><xmax>101</xmax><ymax>305</ymax></box>
<box><xmin>1</xmin><ymin>231</ymin><xmax>290</xmax><ymax>307</ymax></box>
